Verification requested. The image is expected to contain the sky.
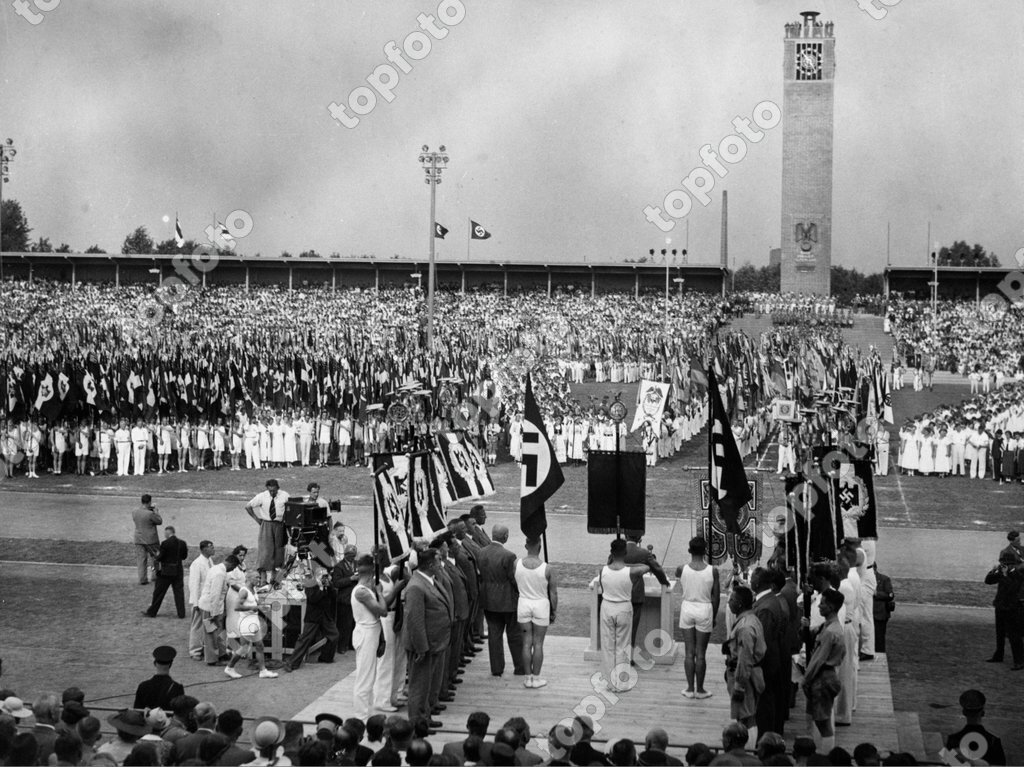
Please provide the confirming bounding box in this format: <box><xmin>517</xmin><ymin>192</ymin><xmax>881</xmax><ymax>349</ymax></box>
<box><xmin>1</xmin><ymin>0</ymin><xmax>1022</xmax><ymax>273</ymax></box>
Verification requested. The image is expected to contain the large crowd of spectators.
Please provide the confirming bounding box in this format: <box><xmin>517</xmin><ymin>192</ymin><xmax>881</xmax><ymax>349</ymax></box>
<box><xmin>886</xmin><ymin>298</ymin><xmax>1024</xmax><ymax>377</ymax></box>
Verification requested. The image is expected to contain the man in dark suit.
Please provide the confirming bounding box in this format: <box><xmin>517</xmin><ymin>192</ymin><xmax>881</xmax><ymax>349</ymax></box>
<box><xmin>429</xmin><ymin>542</ymin><xmax>457</xmax><ymax>717</ymax></box>
<box><xmin>468</xmin><ymin>505</ymin><xmax>491</xmax><ymax>548</ymax></box>
<box><xmin>612</xmin><ymin>535</ymin><xmax>669</xmax><ymax>660</ymax></box>
<box><xmin>168</xmin><ymin>702</ymin><xmax>217</xmax><ymax>765</ymax></box>
<box><xmin>435</xmin><ymin>536</ymin><xmax>470</xmax><ymax>698</ymax></box>
<box><xmin>771</xmin><ymin>566</ymin><xmax>800</xmax><ymax>724</ymax></box>
<box><xmin>440</xmin><ymin>712</ymin><xmax>492</xmax><ymax>765</ymax></box>
<box><xmin>334</xmin><ymin>544</ymin><xmax>357</xmax><ymax>653</ymax></box>
<box><xmin>403</xmin><ymin>548</ymin><xmax>453</xmax><ymax>731</ymax></box>
<box><xmin>284</xmin><ymin>565</ymin><xmax>339</xmax><ymax>671</ymax></box>
<box><xmin>30</xmin><ymin>693</ymin><xmax>62</xmax><ymax>766</ymax></box>
<box><xmin>476</xmin><ymin>525</ymin><xmax>525</xmax><ymax>676</ymax></box>
<box><xmin>144</xmin><ymin>526</ymin><xmax>189</xmax><ymax>618</ymax></box>
<box><xmin>133</xmin><ymin>645</ymin><xmax>185</xmax><ymax>710</ymax></box>
<box><xmin>449</xmin><ymin>518</ymin><xmax>481</xmax><ymax>658</ymax></box>
<box><xmin>459</xmin><ymin>513</ymin><xmax>486</xmax><ymax>645</ymax></box>
<box><xmin>872</xmin><ymin>563</ymin><xmax>895</xmax><ymax>653</ymax></box>
<box><xmin>132</xmin><ymin>494</ymin><xmax>162</xmax><ymax>585</ymax></box>
<box><xmin>750</xmin><ymin>567</ymin><xmax>787</xmax><ymax>737</ymax></box>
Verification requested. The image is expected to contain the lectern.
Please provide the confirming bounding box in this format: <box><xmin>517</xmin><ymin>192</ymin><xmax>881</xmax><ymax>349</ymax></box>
<box><xmin>585</xmin><ymin>574</ymin><xmax>677</xmax><ymax>665</ymax></box>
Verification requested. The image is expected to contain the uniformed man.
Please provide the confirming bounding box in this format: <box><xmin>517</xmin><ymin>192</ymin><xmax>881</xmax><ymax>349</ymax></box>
<box><xmin>133</xmin><ymin>645</ymin><xmax>185</xmax><ymax>710</ymax></box>
<box><xmin>114</xmin><ymin>419</ymin><xmax>132</xmax><ymax>477</ymax></box>
<box><xmin>131</xmin><ymin>418</ymin><xmax>150</xmax><ymax>476</ymax></box>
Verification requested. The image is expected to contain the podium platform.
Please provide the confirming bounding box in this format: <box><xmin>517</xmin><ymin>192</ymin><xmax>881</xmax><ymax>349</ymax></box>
<box><xmin>584</xmin><ymin>575</ymin><xmax>678</xmax><ymax>665</ymax></box>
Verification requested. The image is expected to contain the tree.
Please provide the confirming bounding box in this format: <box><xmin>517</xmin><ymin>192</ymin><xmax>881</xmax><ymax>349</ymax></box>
<box><xmin>121</xmin><ymin>226</ymin><xmax>154</xmax><ymax>254</ymax></box>
<box><xmin>55</xmin><ymin>243</ymin><xmax>71</xmax><ymax>253</ymax></box>
<box><xmin>0</xmin><ymin>199</ymin><xmax>32</xmax><ymax>252</ymax></box>
<box><xmin>280</xmin><ymin>251</ymin><xmax>293</xmax><ymax>258</ymax></box>
<box><xmin>29</xmin><ymin>236</ymin><xmax>53</xmax><ymax>252</ymax></box>
<box><xmin>85</xmin><ymin>244</ymin><xmax>107</xmax><ymax>254</ymax></box>
<box><xmin>733</xmin><ymin>262</ymin><xmax>780</xmax><ymax>292</ymax></box>
<box><xmin>299</xmin><ymin>249</ymin><xmax>321</xmax><ymax>259</ymax></box>
<box><xmin>154</xmin><ymin>237</ymin><xmax>200</xmax><ymax>254</ymax></box>
<box><xmin>936</xmin><ymin>240</ymin><xmax>1000</xmax><ymax>267</ymax></box>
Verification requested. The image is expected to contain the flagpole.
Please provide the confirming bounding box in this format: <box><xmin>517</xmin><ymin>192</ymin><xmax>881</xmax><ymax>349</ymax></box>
<box><xmin>542</xmin><ymin>529</ymin><xmax>549</xmax><ymax>563</ymax></box>
<box><xmin>467</xmin><ymin>217</ymin><xmax>471</xmax><ymax>265</ymax></box>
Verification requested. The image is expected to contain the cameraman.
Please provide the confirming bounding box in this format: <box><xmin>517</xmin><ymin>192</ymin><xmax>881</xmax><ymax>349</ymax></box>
<box><xmin>984</xmin><ymin>552</ymin><xmax>1024</xmax><ymax>669</ymax></box>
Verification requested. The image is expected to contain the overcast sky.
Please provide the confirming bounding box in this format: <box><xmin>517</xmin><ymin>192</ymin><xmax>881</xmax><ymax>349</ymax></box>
<box><xmin>2</xmin><ymin>0</ymin><xmax>1022</xmax><ymax>272</ymax></box>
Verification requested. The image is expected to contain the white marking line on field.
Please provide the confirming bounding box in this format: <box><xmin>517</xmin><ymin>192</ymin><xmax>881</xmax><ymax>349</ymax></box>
<box><xmin>0</xmin><ymin>560</ymin><xmax>134</xmax><ymax>569</ymax></box>
<box><xmin>755</xmin><ymin>439</ymin><xmax>775</xmax><ymax>472</ymax></box>
<box><xmin>892</xmin><ymin>470</ymin><xmax>912</xmax><ymax>523</ymax></box>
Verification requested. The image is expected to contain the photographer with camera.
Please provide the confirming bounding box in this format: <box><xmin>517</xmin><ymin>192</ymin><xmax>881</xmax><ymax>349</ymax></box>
<box><xmin>244</xmin><ymin>479</ymin><xmax>290</xmax><ymax>587</ymax></box>
<box><xmin>984</xmin><ymin>550</ymin><xmax>1024</xmax><ymax>669</ymax></box>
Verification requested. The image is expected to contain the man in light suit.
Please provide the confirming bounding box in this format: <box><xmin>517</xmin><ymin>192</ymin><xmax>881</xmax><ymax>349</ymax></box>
<box><xmin>476</xmin><ymin>525</ymin><xmax>525</xmax><ymax>676</ymax></box>
<box><xmin>132</xmin><ymin>494</ymin><xmax>162</xmax><ymax>585</ymax></box>
<box><xmin>403</xmin><ymin>548</ymin><xmax>452</xmax><ymax>732</ymax></box>
<box><xmin>613</xmin><ymin>535</ymin><xmax>669</xmax><ymax>660</ymax></box>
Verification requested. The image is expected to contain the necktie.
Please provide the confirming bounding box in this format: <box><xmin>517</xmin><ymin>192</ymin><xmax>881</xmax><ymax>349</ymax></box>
<box><xmin>269</xmin><ymin>497</ymin><xmax>277</xmax><ymax>521</ymax></box>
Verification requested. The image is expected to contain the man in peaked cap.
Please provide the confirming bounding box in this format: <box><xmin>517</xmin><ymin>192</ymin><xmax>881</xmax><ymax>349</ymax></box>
<box><xmin>315</xmin><ymin>713</ymin><xmax>344</xmax><ymax>742</ymax></box>
<box><xmin>943</xmin><ymin>689</ymin><xmax>1006</xmax><ymax>766</ymax></box>
<box><xmin>133</xmin><ymin>645</ymin><xmax>185</xmax><ymax>710</ymax></box>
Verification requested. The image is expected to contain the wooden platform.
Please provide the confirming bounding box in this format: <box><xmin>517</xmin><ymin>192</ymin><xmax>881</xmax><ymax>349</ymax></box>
<box><xmin>294</xmin><ymin>637</ymin><xmax>908</xmax><ymax>758</ymax></box>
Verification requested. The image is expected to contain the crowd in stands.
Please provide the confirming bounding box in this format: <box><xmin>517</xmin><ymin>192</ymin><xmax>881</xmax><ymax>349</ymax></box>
<box><xmin>886</xmin><ymin>298</ymin><xmax>1024</xmax><ymax>377</ymax></box>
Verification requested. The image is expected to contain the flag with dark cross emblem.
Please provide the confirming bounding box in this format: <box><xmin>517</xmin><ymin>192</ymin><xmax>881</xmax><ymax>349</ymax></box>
<box><xmin>520</xmin><ymin>372</ymin><xmax>564</xmax><ymax>539</ymax></box>
<box><xmin>707</xmin><ymin>366</ymin><xmax>752</xmax><ymax>535</ymax></box>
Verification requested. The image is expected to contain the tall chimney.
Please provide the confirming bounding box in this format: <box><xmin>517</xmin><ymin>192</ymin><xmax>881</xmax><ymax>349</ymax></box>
<box><xmin>720</xmin><ymin>190</ymin><xmax>728</xmax><ymax>267</ymax></box>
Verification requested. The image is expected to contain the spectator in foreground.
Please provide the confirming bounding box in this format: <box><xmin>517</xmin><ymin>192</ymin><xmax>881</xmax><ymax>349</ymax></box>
<box><xmin>943</xmin><ymin>689</ymin><xmax>1006</xmax><ymax>766</ymax></box>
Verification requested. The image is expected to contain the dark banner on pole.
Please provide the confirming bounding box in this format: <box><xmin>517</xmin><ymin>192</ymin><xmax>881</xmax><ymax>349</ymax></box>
<box><xmin>586</xmin><ymin>450</ymin><xmax>646</xmax><ymax>536</ymax></box>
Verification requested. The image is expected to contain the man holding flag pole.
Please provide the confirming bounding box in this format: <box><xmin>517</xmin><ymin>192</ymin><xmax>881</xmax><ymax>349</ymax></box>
<box><xmin>518</xmin><ymin>372</ymin><xmax>564</xmax><ymax>689</ymax></box>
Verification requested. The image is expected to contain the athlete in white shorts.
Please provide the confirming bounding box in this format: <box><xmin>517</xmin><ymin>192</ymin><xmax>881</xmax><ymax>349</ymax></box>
<box><xmin>514</xmin><ymin>538</ymin><xmax>559</xmax><ymax>689</ymax></box>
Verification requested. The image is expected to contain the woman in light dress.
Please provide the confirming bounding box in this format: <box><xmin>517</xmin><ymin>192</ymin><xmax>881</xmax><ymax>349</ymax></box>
<box><xmin>283</xmin><ymin>416</ymin><xmax>298</xmax><ymax>466</ymax></box>
<box><xmin>230</xmin><ymin>417</ymin><xmax>244</xmax><ymax>471</ymax></box>
<box><xmin>213</xmin><ymin>418</ymin><xmax>228</xmax><ymax>470</ymax></box>
<box><xmin>917</xmin><ymin>427</ymin><xmax>935</xmax><ymax>476</ymax></box>
<box><xmin>898</xmin><ymin>422</ymin><xmax>919</xmax><ymax>476</ymax></box>
<box><xmin>51</xmin><ymin>419</ymin><xmax>69</xmax><ymax>475</ymax></box>
<box><xmin>336</xmin><ymin>412</ymin><xmax>352</xmax><ymax>467</ymax></box>
<box><xmin>508</xmin><ymin>414</ymin><xmax>524</xmax><ymax>464</ymax></box>
<box><xmin>196</xmin><ymin>418</ymin><xmax>211</xmax><ymax>471</ymax></box>
<box><xmin>317</xmin><ymin>412</ymin><xmax>334</xmax><ymax>467</ymax></box>
<box><xmin>259</xmin><ymin>417</ymin><xmax>272</xmax><ymax>467</ymax></box>
<box><xmin>270</xmin><ymin>415</ymin><xmax>286</xmax><ymax>466</ymax></box>
<box><xmin>177</xmin><ymin>419</ymin><xmax>190</xmax><ymax>473</ymax></box>
<box><xmin>75</xmin><ymin>420</ymin><xmax>91</xmax><ymax>476</ymax></box>
<box><xmin>934</xmin><ymin>427</ymin><xmax>952</xmax><ymax>477</ymax></box>
<box><xmin>157</xmin><ymin>418</ymin><xmax>174</xmax><ymax>474</ymax></box>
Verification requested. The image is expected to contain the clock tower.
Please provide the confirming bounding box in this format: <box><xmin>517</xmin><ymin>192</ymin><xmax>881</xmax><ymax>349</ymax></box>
<box><xmin>780</xmin><ymin>11</ymin><xmax>835</xmax><ymax>296</ymax></box>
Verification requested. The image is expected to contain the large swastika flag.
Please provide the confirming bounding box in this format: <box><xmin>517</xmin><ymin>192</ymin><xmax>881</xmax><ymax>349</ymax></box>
<box><xmin>520</xmin><ymin>372</ymin><xmax>564</xmax><ymax>539</ymax></box>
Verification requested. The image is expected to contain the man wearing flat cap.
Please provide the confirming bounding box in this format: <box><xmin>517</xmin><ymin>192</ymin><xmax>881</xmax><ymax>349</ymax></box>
<box><xmin>944</xmin><ymin>689</ymin><xmax>1006</xmax><ymax>765</ymax></box>
<box><xmin>245</xmin><ymin>479</ymin><xmax>290</xmax><ymax>586</ymax></box>
<box><xmin>134</xmin><ymin>645</ymin><xmax>185</xmax><ymax>710</ymax></box>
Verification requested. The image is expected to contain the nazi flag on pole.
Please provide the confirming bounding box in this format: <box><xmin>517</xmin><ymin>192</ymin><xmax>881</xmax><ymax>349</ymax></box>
<box><xmin>519</xmin><ymin>371</ymin><xmax>564</xmax><ymax>539</ymax></box>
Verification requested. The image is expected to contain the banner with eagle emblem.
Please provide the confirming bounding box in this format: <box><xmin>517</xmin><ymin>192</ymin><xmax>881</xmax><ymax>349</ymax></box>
<box><xmin>434</xmin><ymin>432</ymin><xmax>495</xmax><ymax>504</ymax></box>
<box><xmin>630</xmin><ymin>379</ymin><xmax>670</xmax><ymax>433</ymax></box>
<box><xmin>372</xmin><ymin>459</ymin><xmax>411</xmax><ymax>561</ymax></box>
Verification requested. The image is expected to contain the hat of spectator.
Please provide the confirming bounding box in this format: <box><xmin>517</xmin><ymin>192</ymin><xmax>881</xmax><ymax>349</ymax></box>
<box><xmin>61</xmin><ymin>701</ymin><xmax>91</xmax><ymax>726</ymax></box>
<box><xmin>1008</xmin><ymin>530</ymin><xmax>1020</xmax><ymax>541</ymax></box>
<box><xmin>1</xmin><ymin>696</ymin><xmax>32</xmax><ymax>719</ymax></box>
<box><xmin>62</xmin><ymin>687</ymin><xmax>86</xmax><ymax>705</ymax></box>
<box><xmin>958</xmin><ymin>689</ymin><xmax>986</xmax><ymax>711</ymax></box>
<box><xmin>999</xmin><ymin>551</ymin><xmax>1018</xmax><ymax>565</ymax></box>
<box><xmin>253</xmin><ymin>716</ymin><xmax>286</xmax><ymax>748</ymax></box>
<box><xmin>108</xmin><ymin>709</ymin><xmax>150</xmax><ymax>737</ymax></box>
<box><xmin>145</xmin><ymin>708</ymin><xmax>168</xmax><ymax>732</ymax></box>
<box><xmin>315</xmin><ymin>713</ymin><xmax>344</xmax><ymax>737</ymax></box>
<box><xmin>793</xmin><ymin>737</ymin><xmax>817</xmax><ymax>758</ymax></box>
<box><xmin>152</xmin><ymin>645</ymin><xmax>177</xmax><ymax>665</ymax></box>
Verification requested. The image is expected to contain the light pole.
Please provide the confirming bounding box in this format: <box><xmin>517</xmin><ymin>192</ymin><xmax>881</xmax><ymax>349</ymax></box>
<box><xmin>929</xmin><ymin>250</ymin><xmax>938</xmax><ymax>329</ymax></box>
<box><xmin>418</xmin><ymin>144</ymin><xmax>448</xmax><ymax>353</ymax></box>
<box><xmin>0</xmin><ymin>138</ymin><xmax>17</xmax><ymax>280</ymax></box>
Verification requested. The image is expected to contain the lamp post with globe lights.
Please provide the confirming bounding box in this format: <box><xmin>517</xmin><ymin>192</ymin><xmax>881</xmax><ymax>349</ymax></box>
<box><xmin>419</xmin><ymin>144</ymin><xmax>448</xmax><ymax>353</ymax></box>
<box><xmin>0</xmin><ymin>138</ymin><xmax>17</xmax><ymax>279</ymax></box>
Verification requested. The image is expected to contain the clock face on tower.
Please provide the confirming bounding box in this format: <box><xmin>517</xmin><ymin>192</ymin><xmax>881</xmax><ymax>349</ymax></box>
<box><xmin>796</xmin><ymin>43</ymin><xmax>822</xmax><ymax>80</ymax></box>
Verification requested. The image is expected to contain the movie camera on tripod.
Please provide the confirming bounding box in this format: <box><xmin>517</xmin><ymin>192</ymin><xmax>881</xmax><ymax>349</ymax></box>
<box><xmin>282</xmin><ymin>499</ymin><xmax>337</xmax><ymax>565</ymax></box>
